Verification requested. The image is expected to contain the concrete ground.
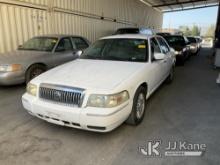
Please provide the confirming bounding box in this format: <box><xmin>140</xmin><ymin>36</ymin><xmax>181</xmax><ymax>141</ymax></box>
<box><xmin>0</xmin><ymin>48</ymin><xmax>220</xmax><ymax>165</ymax></box>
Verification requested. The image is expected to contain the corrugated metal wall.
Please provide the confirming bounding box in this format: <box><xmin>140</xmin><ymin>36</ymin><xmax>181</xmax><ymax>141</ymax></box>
<box><xmin>0</xmin><ymin>0</ymin><xmax>163</xmax><ymax>53</ymax></box>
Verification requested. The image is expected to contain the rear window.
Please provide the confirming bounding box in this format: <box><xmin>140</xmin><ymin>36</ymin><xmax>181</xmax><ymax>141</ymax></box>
<box><xmin>115</xmin><ymin>28</ymin><xmax>139</xmax><ymax>34</ymax></box>
<box><xmin>187</xmin><ymin>37</ymin><xmax>197</xmax><ymax>43</ymax></box>
<box><xmin>164</xmin><ymin>36</ymin><xmax>186</xmax><ymax>46</ymax></box>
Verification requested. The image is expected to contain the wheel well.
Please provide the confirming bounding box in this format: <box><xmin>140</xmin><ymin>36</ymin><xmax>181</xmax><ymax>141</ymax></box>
<box><xmin>27</xmin><ymin>63</ymin><xmax>47</xmax><ymax>71</ymax></box>
<box><xmin>25</xmin><ymin>63</ymin><xmax>47</xmax><ymax>76</ymax></box>
<box><xmin>139</xmin><ymin>82</ymin><xmax>148</xmax><ymax>93</ymax></box>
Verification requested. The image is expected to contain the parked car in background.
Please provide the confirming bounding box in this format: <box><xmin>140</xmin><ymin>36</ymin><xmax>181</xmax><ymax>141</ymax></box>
<box><xmin>163</xmin><ymin>35</ymin><xmax>191</xmax><ymax>65</ymax></box>
<box><xmin>195</xmin><ymin>36</ymin><xmax>203</xmax><ymax>49</ymax></box>
<box><xmin>22</xmin><ymin>34</ymin><xmax>175</xmax><ymax>132</ymax></box>
<box><xmin>202</xmin><ymin>37</ymin><xmax>214</xmax><ymax>48</ymax></box>
<box><xmin>115</xmin><ymin>27</ymin><xmax>155</xmax><ymax>35</ymax></box>
<box><xmin>187</xmin><ymin>36</ymin><xmax>200</xmax><ymax>55</ymax></box>
<box><xmin>0</xmin><ymin>34</ymin><xmax>90</xmax><ymax>85</ymax></box>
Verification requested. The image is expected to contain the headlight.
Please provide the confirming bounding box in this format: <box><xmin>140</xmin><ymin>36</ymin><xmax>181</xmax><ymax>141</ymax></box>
<box><xmin>175</xmin><ymin>51</ymin><xmax>182</xmax><ymax>55</ymax></box>
<box><xmin>27</xmin><ymin>83</ymin><xmax>37</xmax><ymax>96</ymax></box>
<box><xmin>87</xmin><ymin>91</ymin><xmax>129</xmax><ymax>108</ymax></box>
<box><xmin>0</xmin><ymin>64</ymin><xmax>22</xmax><ymax>72</ymax></box>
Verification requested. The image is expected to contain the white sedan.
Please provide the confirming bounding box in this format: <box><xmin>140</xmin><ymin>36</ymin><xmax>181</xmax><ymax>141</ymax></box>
<box><xmin>22</xmin><ymin>34</ymin><xmax>175</xmax><ymax>132</ymax></box>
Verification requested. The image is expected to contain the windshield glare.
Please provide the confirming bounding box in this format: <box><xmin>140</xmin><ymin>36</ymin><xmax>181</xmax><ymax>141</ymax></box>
<box><xmin>80</xmin><ymin>39</ymin><xmax>148</xmax><ymax>62</ymax></box>
<box><xmin>19</xmin><ymin>37</ymin><xmax>58</xmax><ymax>51</ymax></box>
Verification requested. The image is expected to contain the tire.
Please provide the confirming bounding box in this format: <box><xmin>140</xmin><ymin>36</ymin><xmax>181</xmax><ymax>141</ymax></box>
<box><xmin>126</xmin><ymin>86</ymin><xmax>147</xmax><ymax>125</ymax></box>
<box><xmin>165</xmin><ymin>66</ymin><xmax>174</xmax><ymax>84</ymax></box>
<box><xmin>25</xmin><ymin>64</ymin><xmax>46</xmax><ymax>84</ymax></box>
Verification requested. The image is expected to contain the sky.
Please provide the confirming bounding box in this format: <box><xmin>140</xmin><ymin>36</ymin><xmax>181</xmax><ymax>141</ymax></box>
<box><xmin>163</xmin><ymin>6</ymin><xmax>218</xmax><ymax>29</ymax></box>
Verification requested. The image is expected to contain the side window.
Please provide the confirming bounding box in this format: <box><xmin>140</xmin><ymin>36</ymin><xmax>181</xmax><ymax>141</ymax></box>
<box><xmin>72</xmin><ymin>37</ymin><xmax>89</xmax><ymax>50</ymax></box>
<box><xmin>157</xmin><ymin>37</ymin><xmax>170</xmax><ymax>54</ymax></box>
<box><xmin>150</xmin><ymin>38</ymin><xmax>161</xmax><ymax>61</ymax></box>
<box><xmin>56</xmin><ymin>38</ymin><xmax>73</xmax><ymax>52</ymax></box>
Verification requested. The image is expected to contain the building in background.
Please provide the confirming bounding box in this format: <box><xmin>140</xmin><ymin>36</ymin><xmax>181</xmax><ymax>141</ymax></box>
<box><xmin>160</xmin><ymin>28</ymin><xmax>182</xmax><ymax>35</ymax></box>
<box><xmin>0</xmin><ymin>0</ymin><xmax>163</xmax><ymax>53</ymax></box>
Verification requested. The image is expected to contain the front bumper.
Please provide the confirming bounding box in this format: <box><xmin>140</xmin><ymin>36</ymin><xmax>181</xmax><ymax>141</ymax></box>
<box><xmin>22</xmin><ymin>93</ymin><xmax>132</xmax><ymax>132</ymax></box>
<box><xmin>0</xmin><ymin>71</ymin><xmax>25</xmax><ymax>85</ymax></box>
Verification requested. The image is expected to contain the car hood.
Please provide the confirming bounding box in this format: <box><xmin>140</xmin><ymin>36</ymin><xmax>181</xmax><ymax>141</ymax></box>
<box><xmin>0</xmin><ymin>50</ymin><xmax>49</xmax><ymax>64</ymax></box>
<box><xmin>33</xmin><ymin>59</ymin><xmax>146</xmax><ymax>90</ymax></box>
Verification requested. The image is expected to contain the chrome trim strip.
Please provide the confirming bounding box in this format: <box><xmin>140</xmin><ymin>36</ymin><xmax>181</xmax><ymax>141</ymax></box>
<box><xmin>86</xmin><ymin>103</ymin><xmax>129</xmax><ymax>117</ymax></box>
<box><xmin>39</xmin><ymin>83</ymin><xmax>85</xmax><ymax>107</ymax></box>
<box><xmin>40</xmin><ymin>83</ymin><xmax>85</xmax><ymax>93</ymax></box>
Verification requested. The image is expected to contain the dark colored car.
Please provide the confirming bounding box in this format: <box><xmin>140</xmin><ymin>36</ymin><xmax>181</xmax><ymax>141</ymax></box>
<box><xmin>156</xmin><ymin>32</ymin><xmax>171</xmax><ymax>37</ymax></box>
<box><xmin>163</xmin><ymin>35</ymin><xmax>191</xmax><ymax>65</ymax></box>
<box><xmin>115</xmin><ymin>27</ymin><xmax>155</xmax><ymax>35</ymax></box>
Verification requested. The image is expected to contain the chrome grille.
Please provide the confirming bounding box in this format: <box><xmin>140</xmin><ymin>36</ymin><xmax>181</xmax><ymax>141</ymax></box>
<box><xmin>39</xmin><ymin>83</ymin><xmax>85</xmax><ymax>107</ymax></box>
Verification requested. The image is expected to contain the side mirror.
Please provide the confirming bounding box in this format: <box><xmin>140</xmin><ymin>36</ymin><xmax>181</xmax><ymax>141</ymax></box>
<box><xmin>154</xmin><ymin>53</ymin><xmax>165</xmax><ymax>60</ymax></box>
<box><xmin>73</xmin><ymin>50</ymin><xmax>83</xmax><ymax>57</ymax></box>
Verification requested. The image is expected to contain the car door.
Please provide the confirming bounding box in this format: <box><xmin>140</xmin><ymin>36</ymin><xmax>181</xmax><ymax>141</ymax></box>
<box><xmin>156</xmin><ymin>36</ymin><xmax>173</xmax><ymax>79</ymax></box>
<box><xmin>148</xmin><ymin>37</ymin><xmax>164</xmax><ymax>93</ymax></box>
<box><xmin>53</xmin><ymin>37</ymin><xmax>75</xmax><ymax>67</ymax></box>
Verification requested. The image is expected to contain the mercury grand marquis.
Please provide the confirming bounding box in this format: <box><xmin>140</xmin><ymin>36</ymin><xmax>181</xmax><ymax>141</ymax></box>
<box><xmin>22</xmin><ymin>34</ymin><xmax>175</xmax><ymax>132</ymax></box>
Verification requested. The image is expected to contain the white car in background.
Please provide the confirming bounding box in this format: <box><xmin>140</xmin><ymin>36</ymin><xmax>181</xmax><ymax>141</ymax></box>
<box><xmin>22</xmin><ymin>34</ymin><xmax>175</xmax><ymax>132</ymax></box>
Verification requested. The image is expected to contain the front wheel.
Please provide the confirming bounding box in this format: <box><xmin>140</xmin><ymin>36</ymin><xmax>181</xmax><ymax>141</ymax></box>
<box><xmin>126</xmin><ymin>86</ymin><xmax>147</xmax><ymax>125</ymax></box>
<box><xmin>25</xmin><ymin>64</ymin><xmax>46</xmax><ymax>84</ymax></box>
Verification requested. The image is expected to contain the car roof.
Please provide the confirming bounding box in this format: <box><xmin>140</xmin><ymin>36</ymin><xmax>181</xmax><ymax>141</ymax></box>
<box><xmin>101</xmin><ymin>34</ymin><xmax>158</xmax><ymax>40</ymax></box>
<box><xmin>34</xmin><ymin>34</ymin><xmax>84</xmax><ymax>39</ymax></box>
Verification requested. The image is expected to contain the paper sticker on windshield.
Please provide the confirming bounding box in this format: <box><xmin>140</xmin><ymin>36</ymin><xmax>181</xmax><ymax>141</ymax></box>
<box><xmin>138</xmin><ymin>45</ymin><xmax>146</xmax><ymax>49</ymax></box>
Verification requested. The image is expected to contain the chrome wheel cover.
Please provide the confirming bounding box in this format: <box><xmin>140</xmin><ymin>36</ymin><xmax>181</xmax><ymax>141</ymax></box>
<box><xmin>136</xmin><ymin>93</ymin><xmax>145</xmax><ymax>119</ymax></box>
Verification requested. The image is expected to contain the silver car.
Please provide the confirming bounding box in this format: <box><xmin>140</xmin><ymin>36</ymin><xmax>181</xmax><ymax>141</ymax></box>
<box><xmin>0</xmin><ymin>34</ymin><xmax>90</xmax><ymax>85</ymax></box>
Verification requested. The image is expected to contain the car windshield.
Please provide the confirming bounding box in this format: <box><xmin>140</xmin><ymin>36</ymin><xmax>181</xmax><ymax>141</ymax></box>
<box><xmin>187</xmin><ymin>37</ymin><xmax>197</xmax><ymax>43</ymax></box>
<box><xmin>164</xmin><ymin>36</ymin><xmax>186</xmax><ymax>46</ymax></box>
<box><xmin>19</xmin><ymin>37</ymin><xmax>58</xmax><ymax>51</ymax></box>
<box><xmin>80</xmin><ymin>38</ymin><xmax>148</xmax><ymax>62</ymax></box>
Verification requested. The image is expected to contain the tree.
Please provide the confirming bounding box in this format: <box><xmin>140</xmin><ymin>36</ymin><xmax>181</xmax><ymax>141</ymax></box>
<box><xmin>205</xmin><ymin>24</ymin><xmax>215</xmax><ymax>38</ymax></box>
<box><xmin>179</xmin><ymin>26</ymin><xmax>192</xmax><ymax>36</ymax></box>
<box><xmin>191</xmin><ymin>25</ymin><xmax>200</xmax><ymax>36</ymax></box>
